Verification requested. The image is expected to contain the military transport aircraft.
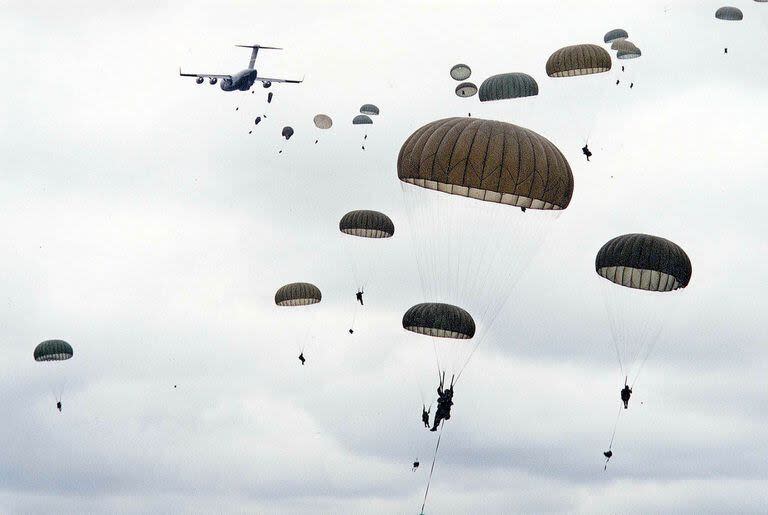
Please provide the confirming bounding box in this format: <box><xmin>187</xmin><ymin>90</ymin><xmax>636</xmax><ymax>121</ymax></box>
<box><xmin>180</xmin><ymin>44</ymin><xmax>302</xmax><ymax>91</ymax></box>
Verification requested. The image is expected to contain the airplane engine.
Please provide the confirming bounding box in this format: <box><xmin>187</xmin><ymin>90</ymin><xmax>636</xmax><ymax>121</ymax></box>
<box><xmin>209</xmin><ymin>77</ymin><xmax>218</xmax><ymax>85</ymax></box>
<box><xmin>195</xmin><ymin>77</ymin><xmax>204</xmax><ymax>84</ymax></box>
<box><xmin>263</xmin><ymin>81</ymin><xmax>272</xmax><ymax>88</ymax></box>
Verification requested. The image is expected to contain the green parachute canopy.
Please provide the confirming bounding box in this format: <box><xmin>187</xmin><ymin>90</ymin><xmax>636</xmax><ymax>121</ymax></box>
<box><xmin>604</xmin><ymin>28</ymin><xmax>629</xmax><ymax>43</ymax></box>
<box><xmin>402</xmin><ymin>303</ymin><xmax>475</xmax><ymax>339</ymax></box>
<box><xmin>34</xmin><ymin>340</ymin><xmax>73</xmax><ymax>362</ymax></box>
<box><xmin>398</xmin><ymin>117</ymin><xmax>573</xmax><ymax>210</ymax></box>
<box><xmin>339</xmin><ymin>210</ymin><xmax>395</xmax><ymax>238</ymax></box>
<box><xmin>359</xmin><ymin>104</ymin><xmax>380</xmax><ymax>116</ymax></box>
<box><xmin>478</xmin><ymin>72</ymin><xmax>538</xmax><ymax>102</ymax></box>
<box><xmin>595</xmin><ymin>234</ymin><xmax>692</xmax><ymax>292</ymax></box>
<box><xmin>275</xmin><ymin>282</ymin><xmax>322</xmax><ymax>306</ymax></box>
<box><xmin>715</xmin><ymin>6</ymin><xmax>743</xmax><ymax>20</ymax></box>
<box><xmin>546</xmin><ymin>44</ymin><xmax>612</xmax><ymax>77</ymax></box>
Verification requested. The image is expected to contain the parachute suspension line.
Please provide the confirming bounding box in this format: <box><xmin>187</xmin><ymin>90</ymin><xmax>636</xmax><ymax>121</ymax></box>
<box><xmin>420</xmin><ymin>422</ymin><xmax>445</xmax><ymax>515</ymax></box>
<box><xmin>608</xmin><ymin>404</ymin><xmax>622</xmax><ymax>451</ymax></box>
<box><xmin>431</xmin><ymin>336</ymin><xmax>443</xmax><ymax>381</ymax></box>
<box><xmin>630</xmin><ymin>325</ymin><xmax>663</xmax><ymax>388</ymax></box>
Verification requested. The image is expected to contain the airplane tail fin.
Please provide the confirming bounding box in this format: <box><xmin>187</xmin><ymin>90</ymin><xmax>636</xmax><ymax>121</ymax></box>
<box><xmin>235</xmin><ymin>44</ymin><xmax>282</xmax><ymax>69</ymax></box>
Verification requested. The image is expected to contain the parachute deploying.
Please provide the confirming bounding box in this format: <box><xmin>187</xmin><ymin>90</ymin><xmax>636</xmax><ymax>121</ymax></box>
<box><xmin>281</xmin><ymin>126</ymin><xmax>294</xmax><ymax>140</ymax></box>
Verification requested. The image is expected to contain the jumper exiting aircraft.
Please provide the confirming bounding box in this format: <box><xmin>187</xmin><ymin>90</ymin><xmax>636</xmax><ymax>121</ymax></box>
<box><xmin>180</xmin><ymin>44</ymin><xmax>303</xmax><ymax>91</ymax></box>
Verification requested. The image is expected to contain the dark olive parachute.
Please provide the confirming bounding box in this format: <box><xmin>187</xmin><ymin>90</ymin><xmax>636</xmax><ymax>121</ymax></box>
<box><xmin>455</xmin><ymin>82</ymin><xmax>478</xmax><ymax>97</ymax></box>
<box><xmin>450</xmin><ymin>64</ymin><xmax>472</xmax><ymax>81</ymax></box>
<box><xmin>360</xmin><ymin>104</ymin><xmax>380</xmax><ymax>116</ymax></box>
<box><xmin>716</xmin><ymin>6</ymin><xmax>744</xmax><ymax>20</ymax></box>
<box><xmin>546</xmin><ymin>44</ymin><xmax>612</xmax><ymax>77</ymax></box>
<box><xmin>611</xmin><ymin>40</ymin><xmax>638</xmax><ymax>52</ymax></box>
<box><xmin>604</xmin><ymin>29</ymin><xmax>629</xmax><ymax>43</ymax></box>
<box><xmin>595</xmin><ymin>234</ymin><xmax>692</xmax><ymax>292</ymax></box>
<box><xmin>282</xmin><ymin>126</ymin><xmax>294</xmax><ymax>140</ymax></box>
<box><xmin>617</xmin><ymin>48</ymin><xmax>642</xmax><ymax>59</ymax></box>
<box><xmin>339</xmin><ymin>210</ymin><xmax>394</xmax><ymax>238</ymax></box>
<box><xmin>402</xmin><ymin>303</ymin><xmax>475</xmax><ymax>339</ymax></box>
<box><xmin>34</xmin><ymin>340</ymin><xmax>73</xmax><ymax>361</ymax></box>
<box><xmin>478</xmin><ymin>73</ymin><xmax>538</xmax><ymax>102</ymax></box>
<box><xmin>398</xmin><ymin>117</ymin><xmax>573</xmax><ymax>210</ymax></box>
<box><xmin>274</xmin><ymin>282</ymin><xmax>322</xmax><ymax>306</ymax></box>
<box><xmin>353</xmin><ymin>114</ymin><xmax>373</xmax><ymax>125</ymax></box>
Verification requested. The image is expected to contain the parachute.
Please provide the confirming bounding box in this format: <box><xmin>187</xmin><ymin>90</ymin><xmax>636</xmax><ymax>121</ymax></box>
<box><xmin>34</xmin><ymin>339</ymin><xmax>73</xmax><ymax>408</ymax></box>
<box><xmin>339</xmin><ymin>210</ymin><xmax>394</xmax><ymax>238</ymax></box>
<box><xmin>339</xmin><ymin>210</ymin><xmax>394</xmax><ymax>332</ymax></box>
<box><xmin>281</xmin><ymin>126</ymin><xmax>294</xmax><ymax>140</ymax></box>
<box><xmin>399</xmin><ymin>117</ymin><xmax>572</xmax><ymax>380</ymax></box>
<box><xmin>34</xmin><ymin>340</ymin><xmax>73</xmax><ymax>361</ymax></box>
<box><xmin>604</xmin><ymin>29</ymin><xmax>629</xmax><ymax>43</ymax></box>
<box><xmin>275</xmin><ymin>283</ymin><xmax>322</xmax><ymax>360</ymax></box>
<box><xmin>402</xmin><ymin>303</ymin><xmax>475</xmax><ymax>339</ymax></box>
<box><xmin>353</xmin><ymin>115</ymin><xmax>373</xmax><ymax>149</ymax></box>
<box><xmin>478</xmin><ymin>73</ymin><xmax>538</xmax><ymax>102</ymax></box>
<box><xmin>617</xmin><ymin>48</ymin><xmax>642</xmax><ymax>60</ymax></box>
<box><xmin>353</xmin><ymin>114</ymin><xmax>373</xmax><ymax>125</ymax></box>
<box><xmin>715</xmin><ymin>6</ymin><xmax>743</xmax><ymax>20</ymax></box>
<box><xmin>595</xmin><ymin>234</ymin><xmax>692</xmax><ymax>385</ymax></box>
<box><xmin>450</xmin><ymin>64</ymin><xmax>472</xmax><ymax>81</ymax></box>
<box><xmin>546</xmin><ymin>44</ymin><xmax>612</xmax><ymax>77</ymax></box>
<box><xmin>454</xmin><ymin>82</ymin><xmax>478</xmax><ymax>98</ymax></box>
<box><xmin>359</xmin><ymin>104</ymin><xmax>380</xmax><ymax>116</ymax></box>
<box><xmin>611</xmin><ymin>40</ymin><xmax>638</xmax><ymax>52</ymax></box>
<box><xmin>313</xmin><ymin>114</ymin><xmax>333</xmax><ymax>129</ymax></box>
<box><xmin>275</xmin><ymin>282</ymin><xmax>322</xmax><ymax>306</ymax></box>
<box><xmin>399</xmin><ymin>117</ymin><xmax>573</xmax><ymax>209</ymax></box>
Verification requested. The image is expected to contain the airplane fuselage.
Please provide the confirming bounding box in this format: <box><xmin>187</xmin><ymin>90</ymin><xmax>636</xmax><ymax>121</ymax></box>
<box><xmin>221</xmin><ymin>69</ymin><xmax>259</xmax><ymax>91</ymax></box>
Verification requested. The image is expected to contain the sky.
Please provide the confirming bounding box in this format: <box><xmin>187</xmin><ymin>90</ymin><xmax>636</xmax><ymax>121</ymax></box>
<box><xmin>1</xmin><ymin>0</ymin><xmax>768</xmax><ymax>513</ymax></box>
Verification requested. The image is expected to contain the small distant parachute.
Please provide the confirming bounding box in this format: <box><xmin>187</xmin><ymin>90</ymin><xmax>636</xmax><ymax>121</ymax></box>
<box><xmin>450</xmin><ymin>64</ymin><xmax>472</xmax><ymax>81</ymax></box>
<box><xmin>478</xmin><ymin>73</ymin><xmax>538</xmax><ymax>102</ymax></box>
<box><xmin>715</xmin><ymin>6</ymin><xmax>743</xmax><ymax>20</ymax></box>
<box><xmin>267</xmin><ymin>92</ymin><xmax>274</xmax><ymax>103</ymax></box>
<box><xmin>34</xmin><ymin>340</ymin><xmax>73</xmax><ymax>361</ymax></box>
<box><xmin>353</xmin><ymin>114</ymin><xmax>373</xmax><ymax>125</ymax></box>
<box><xmin>604</xmin><ymin>29</ymin><xmax>629</xmax><ymax>43</ymax></box>
<box><xmin>455</xmin><ymin>82</ymin><xmax>478</xmax><ymax>98</ymax></box>
<box><xmin>546</xmin><ymin>44</ymin><xmax>612</xmax><ymax>77</ymax></box>
<box><xmin>313</xmin><ymin>114</ymin><xmax>333</xmax><ymax>129</ymax></box>
<box><xmin>282</xmin><ymin>126</ymin><xmax>294</xmax><ymax>140</ymax></box>
<box><xmin>596</xmin><ymin>234</ymin><xmax>692</xmax><ymax>291</ymax></box>
<box><xmin>339</xmin><ymin>210</ymin><xmax>395</xmax><ymax>238</ymax></box>
<box><xmin>611</xmin><ymin>40</ymin><xmax>638</xmax><ymax>52</ymax></box>
<box><xmin>254</xmin><ymin>117</ymin><xmax>262</xmax><ymax>125</ymax></box>
<box><xmin>275</xmin><ymin>282</ymin><xmax>322</xmax><ymax>306</ymax></box>
<box><xmin>402</xmin><ymin>303</ymin><xmax>475</xmax><ymax>339</ymax></box>
<box><xmin>617</xmin><ymin>48</ymin><xmax>642</xmax><ymax>59</ymax></box>
<box><xmin>360</xmin><ymin>104</ymin><xmax>380</xmax><ymax>116</ymax></box>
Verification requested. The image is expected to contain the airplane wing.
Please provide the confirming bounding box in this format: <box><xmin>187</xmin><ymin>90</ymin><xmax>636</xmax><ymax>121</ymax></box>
<box><xmin>256</xmin><ymin>76</ymin><xmax>303</xmax><ymax>84</ymax></box>
<box><xmin>179</xmin><ymin>69</ymin><xmax>232</xmax><ymax>80</ymax></box>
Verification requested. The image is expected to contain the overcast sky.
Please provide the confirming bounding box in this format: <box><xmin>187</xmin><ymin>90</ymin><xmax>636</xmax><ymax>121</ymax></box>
<box><xmin>1</xmin><ymin>1</ymin><xmax>768</xmax><ymax>513</ymax></box>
